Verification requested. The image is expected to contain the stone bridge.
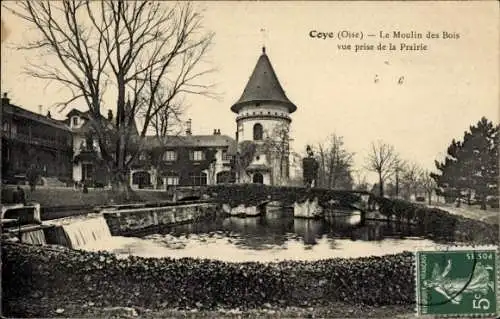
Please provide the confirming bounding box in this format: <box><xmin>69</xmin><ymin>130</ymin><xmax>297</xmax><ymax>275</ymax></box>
<box><xmin>174</xmin><ymin>184</ymin><xmax>376</xmax><ymax>219</ymax></box>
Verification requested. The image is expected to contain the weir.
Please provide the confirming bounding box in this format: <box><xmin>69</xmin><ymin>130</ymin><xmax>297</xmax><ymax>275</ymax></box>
<box><xmin>62</xmin><ymin>216</ymin><xmax>112</xmax><ymax>249</ymax></box>
<box><xmin>45</xmin><ymin>216</ymin><xmax>112</xmax><ymax>249</ymax></box>
<box><xmin>21</xmin><ymin>229</ymin><xmax>47</xmax><ymax>245</ymax></box>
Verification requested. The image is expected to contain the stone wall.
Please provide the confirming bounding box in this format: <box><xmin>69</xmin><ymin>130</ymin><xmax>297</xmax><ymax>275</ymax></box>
<box><xmin>102</xmin><ymin>202</ymin><xmax>219</xmax><ymax>236</ymax></box>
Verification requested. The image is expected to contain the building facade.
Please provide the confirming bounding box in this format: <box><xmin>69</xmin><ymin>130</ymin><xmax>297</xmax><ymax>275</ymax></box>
<box><xmin>129</xmin><ymin>131</ymin><xmax>236</xmax><ymax>189</ymax></box>
<box><xmin>1</xmin><ymin>93</ymin><xmax>73</xmax><ymax>183</ymax></box>
<box><xmin>65</xmin><ymin>105</ymin><xmax>236</xmax><ymax>189</ymax></box>
<box><xmin>231</xmin><ymin>47</ymin><xmax>296</xmax><ymax>185</ymax></box>
<box><xmin>64</xmin><ymin>108</ymin><xmax>115</xmax><ymax>187</ymax></box>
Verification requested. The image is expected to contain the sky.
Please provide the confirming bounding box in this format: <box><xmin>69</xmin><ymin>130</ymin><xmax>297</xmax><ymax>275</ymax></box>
<box><xmin>1</xmin><ymin>1</ymin><xmax>499</xmax><ymax>182</ymax></box>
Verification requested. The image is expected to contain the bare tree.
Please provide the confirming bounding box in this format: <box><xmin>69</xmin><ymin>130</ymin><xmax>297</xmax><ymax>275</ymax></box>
<box><xmin>353</xmin><ymin>170</ymin><xmax>369</xmax><ymax>191</ymax></box>
<box><xmin>420</xmin><ymin>170</ymin><xmax>436</xmax><ymax>205</ymax></box>
<box><xmin>365</xmin><ymin>141</ymin><xmax>399</xmax><ymax>197</ymax></box>
<box><xmin>288</xmin><ymin>151</ymin><xmax>304</xmax><ymax>186</ymax></box>
<box><xmin>315</xmin><ymin>134</ymin><xmax>354</xmax><ymax>189</ymax></box>
<box><xmin>400</xmin><ymin>161</ymin><xmax>421</xmax><ymax>200</ymax></box>
<box><xmin>263</xmin><ymin>122</ymin><xmax>291</xmax><ymax>185</ymax></box>
<box><xmin>6</xmin><ymin>1</ymin><xmax>214</xmax><ymax>197</ymax></box>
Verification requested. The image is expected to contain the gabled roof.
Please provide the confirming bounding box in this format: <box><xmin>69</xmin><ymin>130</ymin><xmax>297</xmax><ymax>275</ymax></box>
<box><xmin>2</xmin><ymin>102</ymin><xmax>71</xmax><ymax>132</ymax></box>
<box><xmin>231</xmin><ymin>47</ymin><xmax>297</xmax><ymax>114</ymax></box>
<box><xmin>67</xmin><ymin>105</ymin><xmax>139</xmax><ymax>136</ymax></box>
<box><xmin>66</xmin><ymin>108</ymin><xmax>89</xmax><ymax>119</ymax></box>
<box><xmin>142</xmin><ymin>134</ymin><xmax>237</xmax><ymax>153</ymax></box>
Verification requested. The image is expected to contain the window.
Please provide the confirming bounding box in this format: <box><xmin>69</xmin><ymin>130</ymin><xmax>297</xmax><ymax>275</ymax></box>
<box><xmin>10</xmin><ymin>123</ymin><xmax>17</xmax><ymax>135</ymax></box>
<box><xmin>253</xmin><ymin>123</ymin><xmax>263</xmax><ymax>140</ymax></box>
<box><xmin>189</xmin><ymin>172</ymin><xmax>207</xmax><ymax>186</ymax></box>
<box><xmin>190</xmin><ymin>150</ymin><xmax>204</xmax><ymax>161</ymax></box>
<box><xmin>162</xmin><ymin>150</ymin><xmax>177</xmax><ymax>161</ymax></box>
<box><xmin>216</xmin><ymin>171</ymin><xmax>235</xmax><ymax>184</ymax></box>
<box><xmin>2</xmin><ymin>122</ymin><xmax>8</xmax><ymax>133</ymax></box>
<box><xmin>166</xmin><ymin>176</ymin><xmax>179</xmax><ymax>185</ymax></box>
<box><xmin>222</xmin><ymin>150</ymin><xmax>232</xmax><ymax>161</ymax></box>
<box><xmin>72</xmin><ymin>116</ymin><xmax>79</xmax><ymax>127</ymax></box>
<box><xmin>253</xmin><ymin>172</ymin><xmax>264</xmax><ymax>184</ymax></box>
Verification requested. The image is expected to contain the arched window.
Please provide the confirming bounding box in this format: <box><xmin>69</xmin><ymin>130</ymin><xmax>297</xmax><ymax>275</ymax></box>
<box><xmin>216</xmin><ymin>171</ymin><xmax>235</xmax><ymax>184</ymax></box>
<box><xmin>252</xmin><ymin>172</ymin><xmax>264</xmax><ymax>184</ymax></box>
<box><xmin>253</xmin><ymin>123</ymin><xmax>263</xmax><ymax>141</ymax></box>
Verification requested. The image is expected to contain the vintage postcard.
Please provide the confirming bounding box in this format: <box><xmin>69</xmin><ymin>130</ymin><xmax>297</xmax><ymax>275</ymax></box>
<box><xmin>1</xmin><ymin>1</ymin><xmax>498</xmax><ymax>318</ymax></box>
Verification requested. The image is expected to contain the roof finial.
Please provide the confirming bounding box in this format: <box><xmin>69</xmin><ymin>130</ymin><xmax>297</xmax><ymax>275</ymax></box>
<box><xmin>260</xmin><ymin>28</ymin><xmax>267</xmax><ymax>54</ymax></box>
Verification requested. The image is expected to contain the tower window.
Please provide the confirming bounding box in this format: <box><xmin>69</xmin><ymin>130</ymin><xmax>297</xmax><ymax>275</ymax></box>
<box><xmin>268</xmin><ymin>111</ymin><xmax>271</xmax><ymax>115</ymax></box>
<box><xmin>253</xmin><ymin>123</ymin><xmax>263</xmax><ymax>141</ymax></box>
<box><xmin>256</xmin><ymin>103</ymin><xmax>261</xmax><ymax>107</ymax></box>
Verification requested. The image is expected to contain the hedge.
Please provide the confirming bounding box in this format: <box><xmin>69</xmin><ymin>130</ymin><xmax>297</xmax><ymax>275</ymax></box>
<box><xmin>2</xmin><ymin>243</ymin><xmax>414</xmax><ymax>312</ymax></box>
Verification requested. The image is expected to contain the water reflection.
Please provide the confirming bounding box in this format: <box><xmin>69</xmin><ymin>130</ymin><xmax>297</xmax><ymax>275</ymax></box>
<box><xmin>81</xmin><ymin>209</ymin><xmax>442</xmax><ymax>262</ymax></box>
<box><xmin>137</xmin><ymin>209</ymin><xmax>429</xmax><ymax>250</ymax></box>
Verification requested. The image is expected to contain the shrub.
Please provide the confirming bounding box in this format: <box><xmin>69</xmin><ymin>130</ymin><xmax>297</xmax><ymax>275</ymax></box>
<box><xmin>2</xmin><ymin>242</ymin><xmax>415</xmax><ymax>311</ymax></box>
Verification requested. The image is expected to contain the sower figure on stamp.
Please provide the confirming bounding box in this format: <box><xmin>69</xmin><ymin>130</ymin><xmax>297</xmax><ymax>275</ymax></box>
<box><xmin>424</xmin><ymin>259</ymin><xmax>495</xmax><ymax>305</ymax></box>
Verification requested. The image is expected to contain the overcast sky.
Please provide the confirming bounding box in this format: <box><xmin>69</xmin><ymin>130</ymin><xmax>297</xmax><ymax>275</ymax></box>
<box><xmin>1</xmin><ymin>1</ymin><xmax>498</xmax><ymax>181</ymax></box>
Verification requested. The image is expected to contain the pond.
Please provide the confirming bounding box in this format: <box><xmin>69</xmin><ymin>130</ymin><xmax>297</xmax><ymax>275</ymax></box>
<box><xmin>82</xmin><ymin>209</ymin><xmax>442</xmax><ymax>262</ymax></box>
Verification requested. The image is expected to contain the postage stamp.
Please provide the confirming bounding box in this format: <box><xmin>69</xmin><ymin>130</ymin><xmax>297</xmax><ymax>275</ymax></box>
<box><xmin>415</xmin><ymin>246</ymin><xmax>498</xmax><ymax>317</ymax></box>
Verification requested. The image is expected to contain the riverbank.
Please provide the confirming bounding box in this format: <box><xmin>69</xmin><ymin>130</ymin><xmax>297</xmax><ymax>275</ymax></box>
<box><xmin>2</xmin><ymin>188</ymin><xmax>497</xmax><ymax>318</ymax></box>
<box><xmin>428</xmin><ymin>202</ymin><xmax>498</xmax><ymax>225</ymax></box>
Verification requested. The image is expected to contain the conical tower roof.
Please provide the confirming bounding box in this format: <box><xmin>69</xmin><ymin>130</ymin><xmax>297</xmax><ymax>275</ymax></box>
<box><xmin>231</xmin><ymin>47</ymin><xmax>297</xmax><ymax>114</ymax></box>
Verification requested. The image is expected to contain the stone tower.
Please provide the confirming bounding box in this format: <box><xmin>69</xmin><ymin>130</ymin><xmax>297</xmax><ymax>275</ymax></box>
<box><xmin>231</xmin><ymin>47</ymin><xmax>297</xmax><ymax>185</ymax></box>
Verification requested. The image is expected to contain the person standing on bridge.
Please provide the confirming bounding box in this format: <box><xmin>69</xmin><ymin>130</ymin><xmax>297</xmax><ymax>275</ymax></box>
<box><xmin>303</xmin><ymin>145</ymin><xmax>318</xmax><ymax>188</ymax></box>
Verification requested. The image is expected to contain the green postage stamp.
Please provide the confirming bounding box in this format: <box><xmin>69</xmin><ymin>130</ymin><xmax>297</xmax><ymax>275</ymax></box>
<box><xmin>416</xmin><ymin>246</ymin><xmax>498</xmax><ymax>317</ymax></box>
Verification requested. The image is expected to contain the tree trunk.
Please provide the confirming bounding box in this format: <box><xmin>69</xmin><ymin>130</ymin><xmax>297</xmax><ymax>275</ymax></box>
<box><xmin>379</xmin><ymin>174</ymin><xmax>384</xmax><ymax>197</ymax></box>
<box><xmin>111</xmin><ymin>170</ymin><xmax>132</xmax><ymax>202</ymax></box>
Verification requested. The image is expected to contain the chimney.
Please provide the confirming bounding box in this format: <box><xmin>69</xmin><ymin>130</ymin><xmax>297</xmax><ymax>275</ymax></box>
<box><xmin>213</xmin><ymin>129</ymin><xmax>217</xmax><ymax>135</ymax></box>
<box><xmin>47</xmin><ymin>111</ymin><xmax>52</xmax><ymax>119</ymax></box>
<box><xmin>185</xmin><ymin>118</ymin><xmax>192</xmax><ymax>135</ymax></box>
<box><xmin>217</xmin><ymin>129</ymin><xmax>221</xmax><ymax>135</ymax></box>
<box><xmin>1</xmin><ymin>92</ymin><xmax>10</xmax><ymax>105</ymax></box>
<box><xmin>38</xmin><ymin>105</ymin><xmax>43</xmax><ymax>114</ymax></box>
<box><xmin>108</xmin><ymin>109</ymin><xmax>113</xmax><ymax>121</ymax></box>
